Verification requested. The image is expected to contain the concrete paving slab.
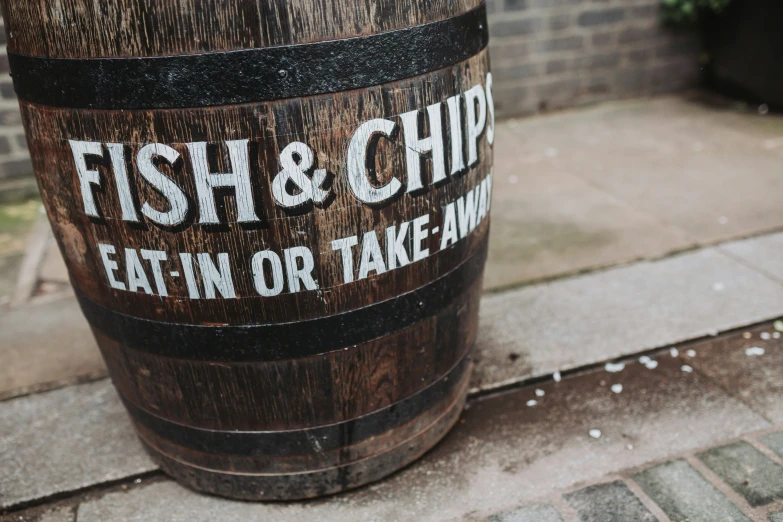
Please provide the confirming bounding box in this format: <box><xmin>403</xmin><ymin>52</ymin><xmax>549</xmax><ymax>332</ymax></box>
<box><xmin>771</xmin><ymin>511</ymin><xmax>783</xmax><ymax>522</ymax></box>
<box><xmin>564</xmin><ymin>481</ymin><xmax>657</xmax><ymax>522</ymax></box>
<box><xmin>683</xmin><ymin>322</ymin><xmax>783</xmax><ymax>423</ymax></box>
<box><xmin>0</xmin><ymin>380</ymin><xmax>156</xmax><ymax>509</ymax></box>
<box><xmin>760</xmin><ymin>432</ymin><xmax>783</xmax><ymax>461</ymax></box>
<box><xmin>486</xmin><ymin>128</ymin><xmax>692</xmax><ymax>290</ymax></box>
<box><xmin>26</xmin><ymin>354</ymin><xmax>767</xmax><ymax>521</ymax></box>
<box><xmin>473</xmin><ymin>247</ymin><xmax>783</xmax><ymax>391</ymax></box>
<box><xmin>633</xmin><ymin>460</ymin><xmax>750</xmax><ymax>522</ymax></box>
<box><xmin>0</xmin><ymin>296</ymin><xmax>105</xmax><ymax>399</ymax></box>
<box><xmin>721</xmin><ymin>231</ymin><xmax>783</xmax><ymax>283</ymax></box>
<box><xmin>502</xmin><ymin>96</ymin><xmax>783</xmax><ymax>245</ymax></box>
<box><xmin>596</xmin><ymin>150</ymin><xmax>783</xmax><ymax>245</ymax></box>
<box><xmin>31</xmin><ymin>506</ymin><xmax>74</xmax><ymax>522</ymax></box>
<box><xmin>487</xmin><ymin>504</ymin><xmax>564</xmax><ymax>522</ymax></box>
<box><xmin>697</xmin><ymin>442</ymin><xmax>783</xmax><ymax>507</ymax></box>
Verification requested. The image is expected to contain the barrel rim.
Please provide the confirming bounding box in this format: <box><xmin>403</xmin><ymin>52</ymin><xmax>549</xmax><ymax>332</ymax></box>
<box><xmin>7</xmin><ymin>4</ymin><xmax>488</xmax><ymax>110</ymax></box>
<box><xmin>138</xmin><ymin>378</ymin><xmax>468</xmax><ymax>500</ymax></box>
<box><xmin>119</xmin><ymin>347</ymin><xmax>472</xmax><ymax>458</ymax></box>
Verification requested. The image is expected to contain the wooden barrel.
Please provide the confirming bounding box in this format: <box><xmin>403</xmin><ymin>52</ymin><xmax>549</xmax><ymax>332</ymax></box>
<box><xmin>3</xmin><ymin>0</ymin><xmax>494</xmax><ymax>500</ymax></box>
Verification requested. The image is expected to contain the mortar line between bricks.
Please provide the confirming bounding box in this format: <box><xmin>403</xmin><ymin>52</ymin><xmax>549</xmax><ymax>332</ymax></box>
<box><xmin>558</xmin><ymin>427</ymin><xmax>783</xmax><ymax>520</ymax></box>
<box><xmin>685</xmin><ymin>454</ymin><xmax>763</xmax><ymax>519</ymax></box>
<box><xmin>743</xmin><ymin>437</ymin><xmax>783</xmax><ymax>470</ymax></box>
<box><xmin>621</xmin><ymin>475</ymin><xmax>674</xmax><ymax>522</ymax></box>
<box><xmin>759</xmin><ymin>499</ymin><xmax>783</xmax><ymax>520</ymax></box>
<box><xmin>761</xmin><ymin>500</ymin><xmax>783</xmax><ymax>521</ymax></box>
<box><xmin>550</xmin><ymin>498</ymin><xmax>581</xmax><ymax>522</ymax></box>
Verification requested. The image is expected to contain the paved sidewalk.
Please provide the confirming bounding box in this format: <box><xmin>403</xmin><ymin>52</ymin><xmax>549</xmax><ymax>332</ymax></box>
<box><xmin>2</xmin><ymin>94</ymin><xmax>783</xmax><ymax>520</ymax></box>
<box><xmin>5</xmin><ymin>322</ymin><xmax>783</xmax><ymax>521</ymax></box>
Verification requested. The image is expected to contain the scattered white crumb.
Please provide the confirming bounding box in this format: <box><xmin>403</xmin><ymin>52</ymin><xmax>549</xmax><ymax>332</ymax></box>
<box><xmin>611</xmin><ymin>384</ymin><xmax>623</xmax><ymax>394</ymax></box>
<box><xmin>553</xmin><ymin>371</ymin><xmax>562</xmax><ymax>382</ymax></box>
<box><xmin>644</xmin><ymin>360</ymin><xmax>659</xmax><ymax>370</ymax></box>
<box><xmin>746</xmin><ymin>347</ymin><xmax>765</xmax><ymax>356</ymax></box>
<box><xmin>639</xmin><ymin>355</ymin><xmax>651</xmax><ymax>364</ymax></box>
<box><xmin>718</xmin><ymin>216</ymin><xmax>729</xmax><ymax>225</ymax></box>
<box><xmin>599</xmin><ymin>380</ymin><xmax>606</xmax><ymax>386</ymax></box>
<box><xmin>681</xmin><ymin>365</ymin><xmax>693</xmax><ymax>373</ymax></box>
<box><xmin>589</xmin><ymin>429</ymin><xmax>602</xmax><ymax>439</ymax></box>
<box><xmin>774</xmin><ymin>320</ymin><xmax>783</xmax><ymax>332</ymax></box>
<box><xmin>526</xmin><ymin>399</ymin><xmax>537</xmax><ymax>407</ymax></box>
<box><xmin>670</xmin><ymin>347</ymin><xmax>679</xmax><ymax>357</ymax></box>
<box><xmin>509</xmin><ymin>175</ymin><xmax>518</xmax><ymax>184</ymax></box>
<box><xmin>535</xmin><ymin>389</ymin><xmax>545</xmax><ymax>397</ymax></box>
<box><xmin>712</xmin><ymin>282</ymin><xmax>725</xmax><ymax>291</ymax></box>
<box><xmin>627</xmin><ymin>444</ymin><xmax>634</xmax><ymax>450</ymax></box>
<box><xmin>686</xmin><ymin>350</ymin><xmax>696</xmax><ymax>357</ymax></box>
<box><xmin>761</xmin><ymin>332</ymin><xmax>772</xmax><ymax>340</ymax></box>
<box><xmin>605</xmin><ymin>362</ymin><xmax>625</xmax><ymax>373</ymax></box>
<box><xmin>707</xmin><ymin>328</ymin><xmax>719</xmax><ymax>336</ymax></box>
<box><xmin>743</xmin><ymin>332</ymin><xmax>753</xmax><ymax>339</ymax></box>
<box><xmin>774</xmin><ymin>332</ymin><xmax>781</xmax><ymax>339</ymax></box>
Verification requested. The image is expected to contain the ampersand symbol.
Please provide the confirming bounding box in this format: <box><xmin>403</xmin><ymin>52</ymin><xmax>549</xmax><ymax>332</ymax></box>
<box><xmin>271</xmin><ymin>142</ymin><xmax>330</xmax><ymax>209</ymax></box>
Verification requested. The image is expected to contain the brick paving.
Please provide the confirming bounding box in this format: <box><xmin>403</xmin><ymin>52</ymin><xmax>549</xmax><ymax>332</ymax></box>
<box><xmin>484</xmin><ymin>426</ymin><xmax>783</xmax><ymax>522</ymax></box>
<box><xmin>564</xmin><ymin>481</ymin><xmax>657</xmax><ymax>522</ymax></box>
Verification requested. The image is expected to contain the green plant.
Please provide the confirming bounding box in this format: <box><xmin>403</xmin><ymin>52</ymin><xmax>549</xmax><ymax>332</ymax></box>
<box><xmin>661</xmin><ymin>0</ymin><xmax>733</xmax><ymax>23</ymax></box>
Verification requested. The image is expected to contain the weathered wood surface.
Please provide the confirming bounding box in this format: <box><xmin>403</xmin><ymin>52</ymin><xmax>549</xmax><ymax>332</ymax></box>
<box><xmin>97</xmin><ymin>276</ymin><xmax>482</xmax><ymax>431</ymax></box>
<box><xmin>22</xmin><ymin>50</ymin><xmax>492</xmax><ymax>324</ymax></box>
<box><xmin>3</xmin><ymin>0</ymin><xmax>480</xmax><ymax>58</ymax></box>
<box><xmin>6</xmin><ymin>0</ymin><xmax>493</xmax><ymax>500</ymax></box>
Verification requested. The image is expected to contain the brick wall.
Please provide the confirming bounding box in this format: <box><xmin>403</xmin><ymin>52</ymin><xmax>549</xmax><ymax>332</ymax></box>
<box><xmin>486</xmin><ymin>0</ymin><xmax>702</xmax><ymax>117</ymax></box>
<box><xmin>0</xmin><ymin>19</ymin><xmax>32</xmax><ymax>183</ymax></box>
<box><xmin>0</xmin><ymin>4</ymin><xmax>701</xmax><ymax>184</ymax></box>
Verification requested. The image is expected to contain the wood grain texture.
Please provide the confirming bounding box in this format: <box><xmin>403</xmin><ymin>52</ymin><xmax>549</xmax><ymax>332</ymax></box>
<box><xmin>2</xmin><ymin>0</ymin><xmax>480</xmax><ymax>58</ymax></box>
<box><xmin>96</xmin><ymin>276</ymin><xmax>482</xmax><ymax>431</ymax></box>
<box><xmin>132</xmin><ymin>353</ymin><xmax>472</xmax><ymax>476</ymax></box>
<box><xmin>23</xmin><ymin>50</ymin><xmax>492</xmax><ymax>324</ymax></box>
<box><xmin>8</xmin><ymin>0</ymin><xmax>493</xmax><ymax>499</ymax></box>
<box><xmin>141</xmin><ymin>372</ymin><xmax>469</xmax><ymax>500</ymax></box>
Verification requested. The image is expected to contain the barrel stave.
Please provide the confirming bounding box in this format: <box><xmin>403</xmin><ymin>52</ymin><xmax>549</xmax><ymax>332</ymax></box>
<box><xmin>5</xmin><ymin>0</ymin><xmax>493</xmax><ymax>499</ymax></box>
